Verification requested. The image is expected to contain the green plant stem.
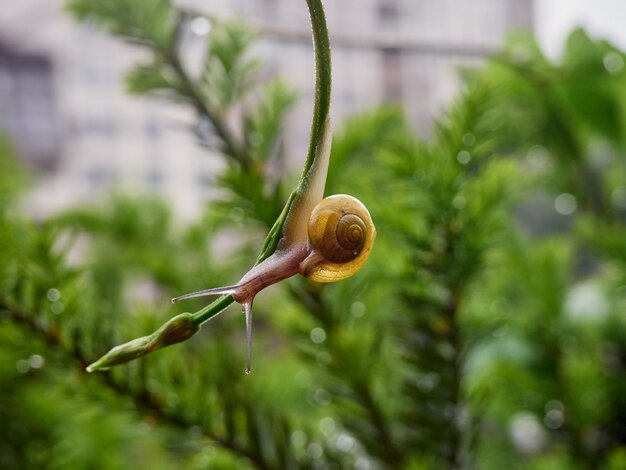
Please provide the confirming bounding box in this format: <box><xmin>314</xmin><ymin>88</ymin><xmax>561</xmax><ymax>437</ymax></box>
<box><xmin>89</xmin><ymin>0</ymin><xmax>333</xmax><ymax>364</ymax></box>
<box><xmin>302</xmin><ymin>0</ymin><xmax>332</xmax><ymax>178</ymax></box>
<box><xmin>190</xmin><ymin>0</ymin><xmax>331</xmax><ymax>328</ymax></box>
<box><xmin>191</xmin><ymin>293</ymin><xmax>235</xmax><ymax>326</ymax></box>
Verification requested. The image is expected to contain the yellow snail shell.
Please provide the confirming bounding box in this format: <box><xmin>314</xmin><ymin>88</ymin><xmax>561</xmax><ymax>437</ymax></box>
<box><xmin>301</xmin><ymin>194</ymin><xmax>376</xmax><ymax>282</ymax></box>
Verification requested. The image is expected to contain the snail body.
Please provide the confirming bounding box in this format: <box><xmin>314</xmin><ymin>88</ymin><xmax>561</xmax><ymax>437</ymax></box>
<box><xmin>235</xmin><ymin>194</ymin><xmax>375</xmax><ymax>299</ymax></box>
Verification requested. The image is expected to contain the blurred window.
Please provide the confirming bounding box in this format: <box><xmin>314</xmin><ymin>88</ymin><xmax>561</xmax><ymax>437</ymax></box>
<box><xmin>81</xmin><ymin>116</ymin><xmax>116</xmax><ymax>136</ymax></box>
<box><xmin>85</xmin><ymin>167</ymin><xmax>115</xmax><ymax>188</ymax></box>
<box><xmin>195</xmin><ymin>172</ymin><xmax>211</xmax><ymax>189</ymax></box>
<box><xmin>381</xmin><ymin>47</ymin><xmax>403</xmax><ymax>102</ymax></box>
<box><xmin>81</xmin><ymin>63</ymin><xmax>116</xmax><ymax>86</ymax></box>
<box><xmin>144</xmin><ymin>118</ymin><xmax>161</xmax><ymax>139</ymax></box>
<box><xmin>260</xmin><ymin>0</ymin><xmax>278</xmax><ymax>18</ymax></box>
<box><xmin>0</xmin><ymin>43</ymin><xmax>61</xmax><ymax>172</ymax></box>
<box><xmin>378</xmin><ymin>0</ymin><xmax>400</xmax><ymax>25</ymax></box>
<box><xmin>146</xmin><ymin>168</ymin><xmax>163</xmax><ymax>187</ymax></box>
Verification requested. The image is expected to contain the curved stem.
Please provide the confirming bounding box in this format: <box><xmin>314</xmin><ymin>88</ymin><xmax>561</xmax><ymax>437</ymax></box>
<box><xmin>191</xmin><ymin>294</ymin><xmax>236</xmax><ymax>325</ymax></box>
<box><xmin>89</xmin><ymin>0</ymin><xmax>333</xmax><ymax>368</ymax></box>
<box><xmin>302</xmin><ymin>0</ymin><xmax>332</xmax><ymax>178</ymax></box>
<box><xmin>191</xmin><ymin>0</ymin><xmax>332</xmax><ymax>327</ymax></box>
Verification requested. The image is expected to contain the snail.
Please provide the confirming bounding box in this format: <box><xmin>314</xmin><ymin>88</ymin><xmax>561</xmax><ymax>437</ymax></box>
<box><xmin>172</xmin><ymin>122</ymin><xmax>376</xmax><ymax>373</ymax></box>
<box><xmin>172</xmin><ymin>193</ymin><xmax>375</xmax><ymax>373</ymax></box>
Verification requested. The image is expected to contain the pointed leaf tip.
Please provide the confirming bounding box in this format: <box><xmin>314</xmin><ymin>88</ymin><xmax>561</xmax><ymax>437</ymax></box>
<box><xmin>86</xmin><ymin>313</ymin><xmax>200</xmax><ymax>372</ymax></box>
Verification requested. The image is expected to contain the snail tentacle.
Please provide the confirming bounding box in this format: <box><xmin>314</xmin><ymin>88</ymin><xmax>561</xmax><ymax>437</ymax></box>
<box><xmin>171</xmin><ymin>285</ymin><xmax>240</xmax><ymax>303</ymax></box>
<box><xmin>171</xmin><ymin>246</ymin><xmax>309</xmax><ymax>373</ymax></box>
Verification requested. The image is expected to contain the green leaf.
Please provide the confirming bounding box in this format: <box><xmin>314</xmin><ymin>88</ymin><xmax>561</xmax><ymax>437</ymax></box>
<box><xmin>125</xmin><ymin>60</ymin><xmax>184</xmax><ymax>95</ymax></box>
<box><xmin>244</xmin><ymin>79</ymin><xmax>298</xmax><ymax>163</ymax></box>
<box><xmin>201</xmin><ymin>21</ymin><xmax>262</xmax><ymax>112</ymax></box>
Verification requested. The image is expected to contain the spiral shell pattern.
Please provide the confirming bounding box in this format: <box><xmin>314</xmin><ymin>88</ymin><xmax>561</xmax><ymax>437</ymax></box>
<box><xmin>304</xmin><ymin>194</ymin><xmax>376</xmax><ymax>282</ymax></box>
<box><xmin>320</xmin><ymin>213</ymin><xmax>366</xmax><ymax>263</ymax></box>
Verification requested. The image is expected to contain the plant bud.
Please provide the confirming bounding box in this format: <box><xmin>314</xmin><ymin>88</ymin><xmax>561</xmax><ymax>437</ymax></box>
<box><xmin>86</xmin><ymin>313</ymin><xmax>200</xmax><ymax>372</ymax></box>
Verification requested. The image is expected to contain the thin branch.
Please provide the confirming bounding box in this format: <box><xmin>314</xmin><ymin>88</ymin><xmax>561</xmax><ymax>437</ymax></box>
<box><xmin>293</xmin><ymin>283</ymin><xmax>402</xmax><ymax>463</ymax></box>
<box><xmin>166</xmin><ymin>49</ymin><xmax>250</xmax><ymax>168</ymax></box>
<box><xmin>443</xmin><ymin>292</ymin><xmax>462</xmax><ymax>469</ymax></box>
<box><xmin>352</xmin><ymin>382</ymin><xmax>402</xmax><ymax>465</ymax></box>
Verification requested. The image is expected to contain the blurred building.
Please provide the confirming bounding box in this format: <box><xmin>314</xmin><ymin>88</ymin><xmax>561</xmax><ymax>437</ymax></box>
<box><xmin>196</xmin><ymin>0</ymin><xmax>533</xmax><ymax>131</ymax></box>
<box><xmin>0</xmin><ymin>0</ymin><xmax>533</xmax><ymax>219</ymax></box>
<box><xmin>0</xmin><ymin>0</ymin><xmax>219</xmax><ymax>219</ymax></box>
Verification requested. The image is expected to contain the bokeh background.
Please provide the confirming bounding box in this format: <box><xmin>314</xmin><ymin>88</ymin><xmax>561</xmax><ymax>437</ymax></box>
<box><xmin>2</xmin><ymin>0</ymin><xmax>626</xmax><ymax>468</ymax></box>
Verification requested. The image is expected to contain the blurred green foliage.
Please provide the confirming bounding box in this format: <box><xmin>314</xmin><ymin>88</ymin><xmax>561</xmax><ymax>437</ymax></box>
<box><xmin>2</xmin><ymin>0</ymin><xmax>626</xmax><ymax>468</ymax></box>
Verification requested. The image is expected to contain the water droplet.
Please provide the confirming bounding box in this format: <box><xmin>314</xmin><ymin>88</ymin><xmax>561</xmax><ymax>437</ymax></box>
<box><xmin>28</xmin><ymin>354</ymin><xmax>44</xmax><ymax>369</ymax></box>
<box><xmin>509</xmin><ymin>412</ymin><xmax>547</xmax><ymax>454</ymax></box>
<box><xmin>350</xmin><ymin>302</ymin><xmax>366</xmax><ymax>318</ymax></box>
<box><xmin>307</xmin><ymin>442</ymin><xmax>323</xmax><ymax>459</ymax></box>
<box><xmin>565</xmin><ymin>283</ymin><xmax>608</xmax><ymax>320</ymax></box>
<box><xmin>526</xmin><ymin>145</ymin><xmax>550</xmax><ymax>170</ymax></box>
<box><xmin>16</xmin><ymin>359</ymin><xmax>30</xmax><ymax>374</ymax></box>
<box><xmin>355</xmin><ymin>457</ymin><xmax>372</xmax><ymax>470</ymax></box>
<box><xmin>316</xmin><ymin>351</ymin><xmax>331</xmax><ymax>365</ymax></box>
<box><xmin>545</xmin><ymin>400</ymin><xmax>564</xmax><ymax>413</ymax></box>
<box><xmin>457</xmin><ymin>150</ymin><xmax>471</xmax><ymax>165</ymax></box>
<box><xmin>417</xmin><ymin>373</ymin><xmax>440</xmax><ymax>393</ymax></box>
<box><xmin>47</xmin><ymin>288</ymin><xmax>61</xmax><ymax>302</ymax></box>
<box><xmin>291</xmin><ymin>430</ymin><xmax>307</xmax><ymax>447</ymax></box>
<box><xmin>336</xmin><ymin>433</ymin><xmax>356</xmax><ymax>452</ymax></box>
<box><xmin>462</xmin><ymin>133</ymin><xmax>476</xmax><ymax>146</ymax></box>
<box><xmin>544</xmin><ymin>409</ymin><xmax>564</xmax><ymax>429</ymax></box>
<box><xmin>50</xmin><ymin>301</ymin><xmax>64</xmax><ymax>315</ymax></box>
<box><xmin>452</xmin><ymin>195</ymin><xmax>466</xmax><ymax>210</ymax></box>
<box><xmin>310</xmin><ymin>327</ymin><xmax>326</xmax><ymax>344</ymax></box>
<box><xmin>314</xmin><ymin>388</ymin><xmax>332</xmax><ymax>405</ymax></box>
<box><xmin>554</xmin><ymin>193</ymin><xmax>577</xmax><ymax>215</ymax></box>
<box><xmin>319</xmin><ymin>417</ymin><xmax>336</xmax><ymax>435</ymax></box>
<box><xmin>190</xmin><ymin>17</ymin><xmax>211</xmax><ymax>36</ymax></box>
<box><xmin>612</xmin><ymin>186</ymin><xmax>626</xmax><ymax>209</ymax></box>
<box><xmin>603</xmin><ymin>52</ymin><xmax>624</xmax><ymax>75</ymax></box>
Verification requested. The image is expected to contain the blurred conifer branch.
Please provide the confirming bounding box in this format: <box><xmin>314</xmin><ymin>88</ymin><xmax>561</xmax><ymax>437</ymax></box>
<box><xmin>0</xmin><ymin>196</ymin><xmax>345</xmax><ymax>468</ymax></box>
